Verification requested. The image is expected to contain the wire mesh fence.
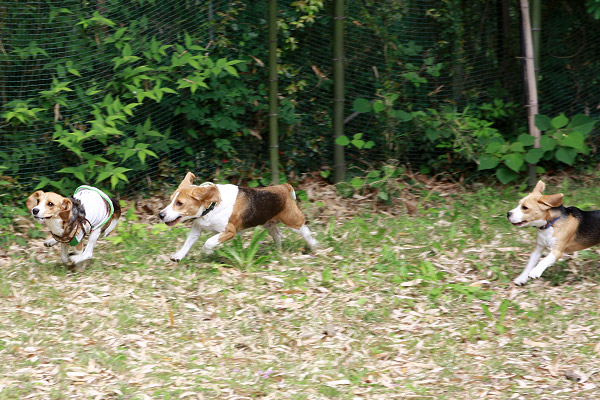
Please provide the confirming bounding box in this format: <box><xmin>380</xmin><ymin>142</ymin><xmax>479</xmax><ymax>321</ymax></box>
<box><xmin>1</xmin><ymin>0</ymin><xmax>598</xmax><ymax>198</ymax></box>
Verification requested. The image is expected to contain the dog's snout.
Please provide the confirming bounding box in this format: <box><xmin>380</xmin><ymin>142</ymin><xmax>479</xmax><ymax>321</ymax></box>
<box><xmin>32</xmin><ymin>208</ymin><xmax>39</xmax><ymax>215</ymax></box>
<box><xmin>158</xmin><ymin>211</ymin><xmax>165</xmax><ymax>220</ymax></box>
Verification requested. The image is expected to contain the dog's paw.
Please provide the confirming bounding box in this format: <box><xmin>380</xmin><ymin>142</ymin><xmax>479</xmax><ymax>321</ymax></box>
<box><xmin>170</xmin><ymin>254</ymin><xmax>183</xmax><ymax>262</ymax></box>
<box><xmin>201</xmin><ymin>246</ymin><xmax>215</xmax><ymax>255</ymax></box>
<box><xmin>44</xmin><ymin>238</ymin><xmax>57</xmax><ymax>247</ymax></box>
<box><xmin>69</xmin><ymin>254</ymin><xmax>88</xmax><ymax>265</ymax></box>
<box><xmin>513</xmin><ymin>275</ymin><xmax>529</xmax><ymax>285</ymax></box>
<box><xmin>528</xmin><ymin>267</ymin><xmax>544</xmax><ymax>280</ymax></box>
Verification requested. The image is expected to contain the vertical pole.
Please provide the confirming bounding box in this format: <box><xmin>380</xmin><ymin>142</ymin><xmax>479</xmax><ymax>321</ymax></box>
<box><xmin>333</xmin><ymin>0</ymin><xmax>346</xmax><ymax>183</ymax></box>
<box><xmin>520</xmin><ymin>0</ymin><xmax>540</xmax><ymax>188</ymax></box>
<box><xmin>531</xmin><ymin>0</ymin><xmax>541</xmax><ymax>80</ymax></box>
<box><xmin>268</xmin><ymin>0</ymin><xmax>280</xmax><ymax>185</ymax></box>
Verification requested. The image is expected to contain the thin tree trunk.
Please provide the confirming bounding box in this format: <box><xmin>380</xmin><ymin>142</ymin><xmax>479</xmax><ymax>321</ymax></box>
<box><xmin>520</xmin><ymin>0</ymin><xmax>540</xmax><ymax>188</ymax></box>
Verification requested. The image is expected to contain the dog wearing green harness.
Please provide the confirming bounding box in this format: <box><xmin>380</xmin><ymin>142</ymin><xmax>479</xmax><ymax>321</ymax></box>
<box><xmin>26</xmin><ymin>185</ymin><xmax>121</xmax><ymax>265</ymax></box>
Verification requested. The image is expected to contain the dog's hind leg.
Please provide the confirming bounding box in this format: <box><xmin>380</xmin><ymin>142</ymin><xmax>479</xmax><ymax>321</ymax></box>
<box><xmin>265</xmin><ymin>222</ymin><xmax>282</xmax><ymax>250</ymax></box>
<box><xmin>289</xmin><ymin>225</ymin><xmax>318</xmax><ymax>251</ymax></box>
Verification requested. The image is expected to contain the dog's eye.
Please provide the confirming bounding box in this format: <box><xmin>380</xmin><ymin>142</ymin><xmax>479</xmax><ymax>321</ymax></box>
<box><xmin>47</xmin><ymin>202</ymin><xmax>54</xmax><ymax>207</ymax></box>
<box><xmin>522</xmin><ymin>205</ymin><xmax>528</xmax><ymax>210</ymax></box>
<box><xmin>175</xmin><ymin>201</ymin><xmax>183</xmax><ymax>207</ymax></box>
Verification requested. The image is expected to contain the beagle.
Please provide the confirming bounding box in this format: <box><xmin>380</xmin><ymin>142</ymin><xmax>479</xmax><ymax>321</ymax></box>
<box><xmin>507</xmin><ymin>180</ymin><xmax>600</xmax><ymax>285</ymax></box>
<box><xmin>158</xmin><ymin>172</ymin><xmax>318</xmax><ymax>261</ymax></box>
<box><xmin>26</xmin><ymin>185</ymin><xmax>121</xmax><ymax>265</ymax></box>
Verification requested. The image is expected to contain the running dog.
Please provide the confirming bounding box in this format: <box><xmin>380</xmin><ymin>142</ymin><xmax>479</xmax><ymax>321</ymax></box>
<box><xmin>158</xmin><ymin>172</ymin><xmax>318</xmax><ymax>261</ymax></box>
<box><xmin>26</xmin><ymin>186</ymin><xmax>121</xmax><ymax>265</ymax></box>
<box><xmin>507</xmin><ymin>180</ymin><xmax>600</xmax><ymax>284</ymax></box>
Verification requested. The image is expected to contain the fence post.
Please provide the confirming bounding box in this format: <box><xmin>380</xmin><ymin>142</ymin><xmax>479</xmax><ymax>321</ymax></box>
<box><xmin>268</xmin><ymin>0</ymin><xmax>280</xmax><ymax>185</ymax></box>
<box><xmin>520</xmin><ymin>0</ymin><xmax>540</xmax><ymax>188</ymax></box>
<box><xmin>333</xmin><ymin>0</ymin><xmax>346</xmax><ymax>183</ymax></box>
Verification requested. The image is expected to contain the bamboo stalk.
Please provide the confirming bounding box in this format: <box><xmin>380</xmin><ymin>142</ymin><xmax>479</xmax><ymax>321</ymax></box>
<box><xmin>333</xmin><ymin>0</ymin><xmax>346</xmax><ymax>183</ymax></box>
<box><xmin>268</xmin><ymin>0</ymin><xmax>279</xmax><ymax>185</ymax></box>
<box><xmin>520</xmin><ymin>0</ymin><xmax>540</xmax><ymax>187</ymax></box>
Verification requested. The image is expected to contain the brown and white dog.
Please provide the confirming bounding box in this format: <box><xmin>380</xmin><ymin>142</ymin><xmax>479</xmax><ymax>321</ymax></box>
<box><xmin>26</xmin><ymin>186</ymin><xmax>121</xmax><ymax>265</ymax></box>
<box><xmin>158</xmin><ymin>172</ymin><xmax>318</xmax><ymax>261</ymax></box>
<box><xmin>507</xmin><ymin>180</ymin><xmax>600</xmax><ymax>285</ymax></box>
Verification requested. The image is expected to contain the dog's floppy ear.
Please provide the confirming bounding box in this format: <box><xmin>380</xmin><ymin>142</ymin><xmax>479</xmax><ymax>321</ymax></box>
<box><xmin>58</xmin><ymin>198</ymin><xmax>73</xmax><ymax>221</ymax></box>
<box><xmin>539</xmin><ymin>193</ymin><xmax>563</xmax><ymax>208</ymax></box>
<box><xmin>191</xmin><ymin>185</ymin><xmax>220</xmax><ymax>204</ymax></box>
<box><xmin>26</xmin><ymin>191</ymin><xmax>44</xmax><ymax>210</ymax></box>
<box><xmin>533</xmin><ymin>180</ymin><xmax>546</xmax><ymax>194</ymax></box>
<box><xmin>178</xmin><ymin>172</ymin><xmax>196</xmax><ymax>189</ymax></box>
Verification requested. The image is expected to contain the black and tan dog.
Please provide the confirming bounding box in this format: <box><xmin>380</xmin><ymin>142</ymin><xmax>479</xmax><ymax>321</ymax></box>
<box><xmin>507</xmin><ymin>180</ymin><xmax>600</xmax><ymax>284</ymax></box>
<box><xmin>158</xmin><ymin>172</ymin><xmax>318</xmax><ymax>261</ymax></box>
<box><xmin>26</xmin><ymin>185</ymin><xmax>121</xmax><ymax>265</ymax></box>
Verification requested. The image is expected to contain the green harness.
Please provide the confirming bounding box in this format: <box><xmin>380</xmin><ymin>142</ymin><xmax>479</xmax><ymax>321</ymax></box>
<box><xmin>68</xmin><ymin>185</ymin><xmax>114</xmax><ymax>246</ymax></box>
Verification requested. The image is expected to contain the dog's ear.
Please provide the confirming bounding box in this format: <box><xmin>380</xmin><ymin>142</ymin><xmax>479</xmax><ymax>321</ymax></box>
<box><xmin>178</xmin><ymin>172</ymin><xmax>196</xmax><ymax>189</ymax></box>
<box><xmin>26</xmin><ymin>191</ymin><xmax>44</xmax><ymax>210</ymax></box>
<box><xmin>539</xmin><ymin>193</ymin><xmax>563</xmax><ymax>208</ymax></box>
<box><xmin>191</xmin><ymin>185</ymin><xmax>220</xmax><ymax>204</ymax></box>
<box><xmin>58</xmin><ymin>198</ymin><xmax>73</xmax><ymax>221</ymax></box>
<box><xmin>533</xmin><ymin>180</ymin><xmax>546</xmax><ymax>194</ymax></box>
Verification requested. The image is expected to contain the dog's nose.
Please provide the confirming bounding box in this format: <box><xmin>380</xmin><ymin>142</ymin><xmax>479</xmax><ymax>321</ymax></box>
<box><xmin>32</xmin><ymin>208</ymin><xmax>39</xmax><ymax>215</ymax></box>
<box><xmin>158</xmin><ymin>211</ymin><xmax>165</xmax><ymax>220</ymax></box>
<box><xmin>506</xmin><ymin>212</ymin><xmax>511</xmax><ymax>218</ymax></box>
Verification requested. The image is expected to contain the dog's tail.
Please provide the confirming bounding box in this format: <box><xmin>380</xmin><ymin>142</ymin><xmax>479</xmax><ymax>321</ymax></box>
<box><xmin>284</xmin><ymin>183</ymin><xmax>296</xmax><ymax>200</ymax></box>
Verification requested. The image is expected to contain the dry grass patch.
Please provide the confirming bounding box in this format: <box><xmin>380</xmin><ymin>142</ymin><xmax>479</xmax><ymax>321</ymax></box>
<box><xmin>1</xmin><ymin>180</ymin><xmax>600</xmax><ymax>399</ymax></box>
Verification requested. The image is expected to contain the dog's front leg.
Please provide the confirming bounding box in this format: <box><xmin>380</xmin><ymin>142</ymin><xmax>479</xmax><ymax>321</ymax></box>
<box><xmin>514</xmin><ymin>244</ymin><xmax>543</xmax><ymax>285</ymax></box>
<box><xmin>202</xmin><ymin>223</ymin><xmax>236</xmax><ymax>255</ymax></box>
<box><xmin>171</xmin><ymin>221</ymin><xmax>203</xmax><ymax>262</ymax></box>
<box><xmin>61</xmin><ymin>242</ymin><xmax>70</xmax><ymax>264</ymax></box>
<box><xmin>70</xmin><ymin>229</ymin><xmax>102</xmax><ymax>265</ymax></box>
<box><xmin>528</xmin><ymin>248</ymin><xmax>561</xmax><ymax>280</ymax></box>
<box><xmin>45</xmin><ymin>238</ymin><xmax>58</xmax><ymax>247</ymax></box>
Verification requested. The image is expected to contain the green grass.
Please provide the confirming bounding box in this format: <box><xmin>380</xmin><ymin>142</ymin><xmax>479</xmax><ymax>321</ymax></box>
<box><xmin>2</xmin><ymin>180</ymin><xmax>600</xmax><ymax>398</ymax></box>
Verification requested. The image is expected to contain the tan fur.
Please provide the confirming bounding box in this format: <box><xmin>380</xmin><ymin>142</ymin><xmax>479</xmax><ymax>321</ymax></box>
<box><xmin>221</xmin><ymin>184</ymin><xmax>305</xmax><ymax>243</ymax></box>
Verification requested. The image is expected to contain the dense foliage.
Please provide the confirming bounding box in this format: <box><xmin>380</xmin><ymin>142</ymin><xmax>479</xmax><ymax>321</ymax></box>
<box><xmin>0</xmin><ymin>0</ymin><xmax>599</xmax><ymax>202</ymax></box>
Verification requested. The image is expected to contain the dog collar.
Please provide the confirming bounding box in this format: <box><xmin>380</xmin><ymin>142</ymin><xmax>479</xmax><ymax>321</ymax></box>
<box><xmin>539</xmin><ymin>216</ymin><xmax>560</xmax><ymax>230</ymax></box>
<box><xmin>201</xmin><ymin>202</ymin><xmax>216</xmax><ymax>217</ymax></box>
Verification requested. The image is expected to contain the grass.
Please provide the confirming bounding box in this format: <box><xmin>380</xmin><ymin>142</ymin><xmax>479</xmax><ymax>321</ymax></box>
<box><xmin>1</xmin><ymin>179</ymin><xmax>600</xmax><ymax>398</ymax></box>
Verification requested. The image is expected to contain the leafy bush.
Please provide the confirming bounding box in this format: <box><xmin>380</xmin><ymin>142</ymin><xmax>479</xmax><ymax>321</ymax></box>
<box><xmin>478</xmin><ymin>113</ymin><xmax>596</xmax><ymax>183</ymax></box>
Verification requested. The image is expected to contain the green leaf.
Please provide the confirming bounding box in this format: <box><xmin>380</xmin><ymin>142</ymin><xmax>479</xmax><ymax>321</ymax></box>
<box><xmin>352</xmin><ymin>98</ymin><xmax>371</xmax><ymax>113</ymax></box>
<box><xmin>525</xmin><ymin>148</ymin><xmax>544</xmax><ymax>164</ymax></box>
<box><xmin>569</xmin><ymin>113</ymin><xmax>596</xmax><ymax>135</ymax></box>
<box><xmin>534</xmin><ymin>114</ymin><xmax>551</xmax><ymax>131</ymax></box>
<box><xmin>395</xmin><ymin>110</ymin><xmax>413</xmax><ymax>122</ymax></box>
<box><xmin>485</xmin><ymin>141</ymin><xmax>503</xmax><ymax>154</ymax></box>
<box><xmin>477</xmin><ymin>155</ymin><xmax>499</xmax><ymax>171</ymax></box>
<box><xmin>496</xmin><ymin>167</ymin><xmax>519</xmax><ymax>184</ymax></box>
<box><xmin>425</xmin><ymin>128</ymin><xmax>441</xmax><ymax>141</ymax></box>
<box><xmin>555</xmin><ymin>147</ymin><xmax>576</xmax><ymax>165</ymax></box>
<box><xmin>540</xmin><ymin>135</ymin><xmax>556</xmax><ymax>152</ymax></box>
<box><xmin>516</xmin><ymin>133</ymin><xmax>536</xmax><ymax>146</ymax></box>
<box><xmin>551</xmin><ymin>113</ymin><xmax>569</xmax><ymax>129</ymax></box>
<box><xmin>503</xmin><ymin>153</ymin><xmax>524</xmax><ymax>172</ymax></box>
<box><xmin>335</xmin><ymin>135</ymin><xmax>350</xmax><ymax>146</ymax></box>
<box><xmin>560</xmin><ymin>131</ymin><xmax>586</xmax><ymax>151</ymax></box>
<box><xmin>372</xmin><ymin>101</ymin><xmax>385</xmax><ymax>113</ymax></box>
<box><xmin>509</xmin><ymin>142</ymin><xmax>525</xmax><ymax>153</ymax></box>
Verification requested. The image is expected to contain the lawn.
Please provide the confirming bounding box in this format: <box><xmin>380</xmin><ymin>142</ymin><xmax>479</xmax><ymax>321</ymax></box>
<box><xmin>1</xmin><ymin>178</ymin><xmax>599</xmax><ymax>399</ymax></box>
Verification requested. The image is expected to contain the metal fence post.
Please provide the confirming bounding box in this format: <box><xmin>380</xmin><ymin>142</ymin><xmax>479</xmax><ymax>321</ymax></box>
<box><xmin>333</xmin><ymin>0</ymin><xmax>346</xmax><ymax>183</ymax></box>
<box><xmin>268</xmin><ymin>0</ymin><xmax>280</xmax><ymax>185</ymax></box>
